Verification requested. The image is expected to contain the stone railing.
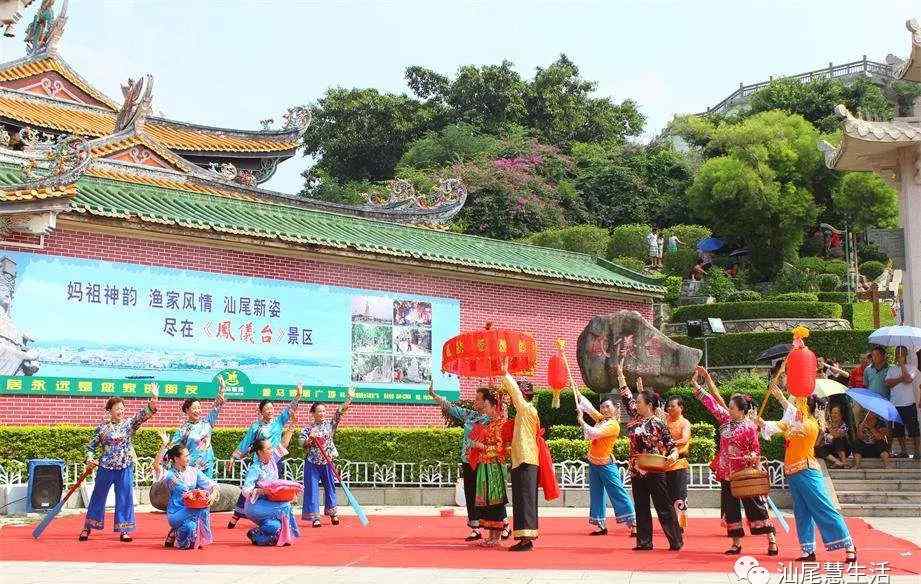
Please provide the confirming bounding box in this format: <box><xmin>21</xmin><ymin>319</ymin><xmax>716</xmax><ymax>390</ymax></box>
<box><xmin>664</xmin><ymin>318</ymin><xmax>852</xmax><ymax>336</ymax></box>
<box><xmin>0</xmin><ymin>458</ymin><xmax>788</xmax><ymax>490</ymax></box>
<box><xmin>706</xmin><ymin>57</ymin><xmax>893</xmax><ymax>115</ymax></box>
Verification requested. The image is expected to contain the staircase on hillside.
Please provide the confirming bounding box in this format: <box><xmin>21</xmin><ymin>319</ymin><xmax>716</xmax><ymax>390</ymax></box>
<box><xmin>828</xmin><ymin>458</ymin><xmax>921</xmax><ymax>517</ymax></box>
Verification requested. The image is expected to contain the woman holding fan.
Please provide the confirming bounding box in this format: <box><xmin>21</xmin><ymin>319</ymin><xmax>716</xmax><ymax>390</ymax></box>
<box><xmin>691</xmin><ymin>366</ymin><xmax>777</xmax><ymax>556</ymax></box>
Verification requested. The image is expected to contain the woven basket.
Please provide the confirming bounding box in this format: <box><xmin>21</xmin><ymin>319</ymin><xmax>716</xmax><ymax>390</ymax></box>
<box><xmin>729</xmin><ymin>467</ymin><xmax>770</xmax><ymax>498</ymax></box>
<box><xmin>636</xmin><ymin>453</ymin><xmax>668</xmax><ymax>473</ymax></box>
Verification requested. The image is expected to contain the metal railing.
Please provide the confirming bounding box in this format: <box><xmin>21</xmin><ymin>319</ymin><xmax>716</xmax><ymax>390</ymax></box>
<box><xmin>706</xmin><ymin>58</ymin><xmax>893</xmax><ymax>115</ymax></box>
<box><xmin>0</xmin><ymin>458</ymin><xmax>788</xmax><ymax>490</ymax></box>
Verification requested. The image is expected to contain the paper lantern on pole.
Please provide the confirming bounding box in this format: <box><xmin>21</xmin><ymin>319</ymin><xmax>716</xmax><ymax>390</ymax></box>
<box><xmin>442</xmin><ymin>322</ymin><xmax>538</xmax><ymax>378</ymax></box>
<box><xmin>786</xmin><ymin>326</ymin><xmax>817</xmax><ymax>397</ymax></box>
<box><xmin>547</xmin><ymin>339</ymin><xmax>570</xmax><ymax>409</ymax></box>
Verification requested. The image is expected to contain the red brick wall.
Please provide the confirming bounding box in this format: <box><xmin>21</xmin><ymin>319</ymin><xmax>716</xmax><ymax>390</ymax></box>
<box><xmin>1</xmin><ymin>227</ymin><xmax>651</xmax><ymax>428</ymax></box>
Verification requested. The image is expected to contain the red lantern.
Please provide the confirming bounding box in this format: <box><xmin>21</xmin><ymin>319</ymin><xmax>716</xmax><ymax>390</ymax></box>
<box><xmin>441</xmin><ymin>322</ymin><xmax>538</xmax><ymax>378</ymax></box>
<box><xmin>786</xmin><ymin>327</ymin><xmax>817</xmax><ymax>397</ymax></box>
<box><xmin>547</xmin><ymin>339</ymin><xmax>572</xmax><ymax>409</ymax></box>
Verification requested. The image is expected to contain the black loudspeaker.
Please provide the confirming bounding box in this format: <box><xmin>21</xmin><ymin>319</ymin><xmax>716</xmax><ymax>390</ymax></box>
<box><xmin>27</xmin><ymin>459</ymin><xmax>65</xmax><ymax>512</ymax></box>
<box><xmin>686</xmin><ymin>320</ymin><xmax>704</xmax><ymax>339</ymax></box>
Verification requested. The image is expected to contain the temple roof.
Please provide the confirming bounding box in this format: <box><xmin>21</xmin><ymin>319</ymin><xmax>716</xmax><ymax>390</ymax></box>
<box><xmin>819</xmin><ymin>105</ymin><xmax>921</xmax><ymax>173</ymax></box>
<box><xmin>0</xmin><ymin>53</ymin><xmax>301</xmax><ymax>156</ymax></box>
<box><xmin>0</xmin><ymin>160</ymin><xmax>663</xmax><ymax>297</ymax></box>
<box><xmin>893</xmin><ymin>19</ymin><xmax>921</xmax><ymax>82</ymax></box>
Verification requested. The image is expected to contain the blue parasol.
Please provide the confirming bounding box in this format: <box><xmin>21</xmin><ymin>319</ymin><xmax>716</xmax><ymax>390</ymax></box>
<box><xmin>846</xmin><ymin>388</ymin><xmax>903</xmax><ymax>423</ymax></box>
<box><xmin>697</xmin><ymin>237</ymin><xmax>725</xmax><ymax>253</ymax></box>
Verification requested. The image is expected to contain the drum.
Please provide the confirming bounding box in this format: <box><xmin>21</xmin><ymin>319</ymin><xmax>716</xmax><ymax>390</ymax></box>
<box><xmin>730</xmin><ymin>467</ymin><xmax>770</xmax><ymax>498</ymax></box>
<box><xmin>636</xmin><ymin>453</ymin><xmax>668</xmax><ymax>473</ymax></box>
<box><xmin>261</xmin><ymin>479</ymin><xmax>304</xmax><ymax>503</ymax></box>
<box><xmin>181</xmin><ymin>488</ymin><xmax>211</xmax><ymax>509</ymax></box>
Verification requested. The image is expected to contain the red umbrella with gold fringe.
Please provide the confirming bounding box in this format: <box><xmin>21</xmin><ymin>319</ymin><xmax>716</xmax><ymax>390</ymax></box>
<box><xmin>441</xmin><ymin>322</ymin><xmax>538</xmax><ymax>378</ymax></box>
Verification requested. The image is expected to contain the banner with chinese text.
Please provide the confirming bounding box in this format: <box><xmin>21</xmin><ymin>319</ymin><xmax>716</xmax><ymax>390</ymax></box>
<box><xmin>0</xmin><ymin>251</ymin><xmax>460</xmax><ymax>403</ymax></box>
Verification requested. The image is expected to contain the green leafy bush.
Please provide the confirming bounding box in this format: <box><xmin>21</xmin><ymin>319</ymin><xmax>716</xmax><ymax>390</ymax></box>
<box><xmin>857</xmin><ymin>241</ymin><xmax>888</xmax><ymax>264</ymax></box>
<box><xmin>660</xmin><ymin>224</ymin><xmax>710</xmax><ymax>278</ymax></box>
<box><xmin>772</xmin><ymin>263</ymin><xmax>812</xmax><ymax>293</ymax></box>
<box><xmin>817</xmin><ymin>292</ymin><xmax>851</xmax><ymax>304</ymax></box>
<box><xmin>549</xmin><ymin>422</ymin><xmax>715</xmax><ymax>442</ymax></box>
<box><xmin>671</xmin><ymin>330</ymin><xmax>872</xmax><ymax>366</ymax></box>
<box><xmin>671</xmin><ymin>301</ymin><xmax>842</xmax><ymax>322</ymax></box>
<box><xmin>521</xmin><ymin>225</ymin><xmax>610</xmax><ymax>258</ymax></box>
<box><xmin>816</xmin><ymin>273</ymin><xmax>842</xmax><ymax>292</ymax></box>
<box><xmin>608</xmin><ymin>223</ymin><xmax>651</xmax><ymax>261</ymax></box>
<box><xmin>700</xmin><ymin>267</ymin><xmax>736</xmax><ymax>302</ymax></box>
<box><xmin>849</xmin><ymin>302</ymin><xmax>897</xmax><ymax>330</ymax></box>
<box><xmin>771</xmin><ymin>292</ymin><xmax>819</xmax><ymax>302</ymax></box>
<box><xmin>796</xmin><ymin>257</ymin><xmax>848</xmax><ymax>279</ymax></box>
<box><xmin>859</xmin><ymin>260</ymin><xmax>885</xmax><ymax>281</ymax></box>
<box><xmin>726</xmin><ymin>290</ymin><xmax>762</xmax><ymax>302</ymax></box>
<box><xmin>664</xmin><ymin>275</ymin><xmax>683</xmax><ymax>305</ymax></box>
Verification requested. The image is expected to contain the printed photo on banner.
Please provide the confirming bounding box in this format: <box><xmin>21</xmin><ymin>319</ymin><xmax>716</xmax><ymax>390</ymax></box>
<box><xmin>349</xmin><ymin>296</ymin><xmax>434</xmax><ymax>385</ymax></box>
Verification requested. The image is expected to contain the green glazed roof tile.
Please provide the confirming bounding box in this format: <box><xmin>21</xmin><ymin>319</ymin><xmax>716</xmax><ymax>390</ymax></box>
<box><xmin>1</xmin><ymin>164</ymin><xmax>663</xmax><ymax>295</ymax></box>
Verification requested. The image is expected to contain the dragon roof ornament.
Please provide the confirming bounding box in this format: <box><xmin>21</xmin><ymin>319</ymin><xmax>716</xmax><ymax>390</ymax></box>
<box><xmin>24</xmin><ymin>0</ymin><xmax>65</xmax><ymax>55</ymax></box>
<box><xmin>361</xmin><ymin>178</ymin><xmax>468</xmax><ymax>224</ymax></box>
<box><xmin>9</xmin><ymin>133</ymin><xmax>91</xmax><ymax>190</ymax></box>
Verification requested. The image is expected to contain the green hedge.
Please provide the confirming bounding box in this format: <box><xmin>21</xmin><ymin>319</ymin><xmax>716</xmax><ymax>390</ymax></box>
<box><xmin>671</xmin><ymin>330</ymin><xmax>872</xmax><ymax>366</ymax></box>
<box><xmin>546</xmin><ymin>437</ymin><xmax>715</xmax><ymax>464</ymax></box>
<box><xmin>770</xmin><ymin>292</ymin><xmax>819</xmax><ymax>302</ymax></box>
<box><xmin>548</xmin><ymin>422</ymin><xmax>715</xmax><ymax>442</ymax></box>
<box><xmin>849</xmin><ymin>302</ymin><xmax>897</xmax><ymax>330</ymax></box>
<box><xmin>726</xmin><ymin>290</ymin><xmax>762</xmax><ymax>302</ymax></box>
<box><xmin>0</xmin><ymin>426</ymin><xmax>463</xmax><ymax>464</ymax></box>
<box><xmin>817</xmin><ymin>292</ymin><xmax>851</xmax><ymax>304</ymax></box>
<box><xmin>0</xmin><ymin>425</ymin><xmax>720</xmax><ymax>466</ymax></box>
<box><xmin>671</xmin><ymin>301</ymin><xmax>842</xmax><ymax>322</ymax></box>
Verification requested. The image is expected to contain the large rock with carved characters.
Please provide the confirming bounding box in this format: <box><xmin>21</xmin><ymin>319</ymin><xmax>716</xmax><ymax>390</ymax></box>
<box><xmin>576</xmin><ymin>310</ymin><xmax>702</xmax><ymax>391</ymax></box>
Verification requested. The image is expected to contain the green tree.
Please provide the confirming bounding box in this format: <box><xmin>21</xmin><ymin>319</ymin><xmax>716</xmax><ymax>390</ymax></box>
<box><xmin>831</xmin><ymin>172</ymin><xmax>899</xmax><ymax>232</ymax></box>
<box><xmin>523</xmin><ymin>55</ymin><xmax>644</xmax><ymax>146</ymax></box>
<box><xmin>746</xmin><ymin>77</ymin><xmax>893</xmax><ymax>133</ymax></box>
<box><xmin>399</xmin><ymin>123</ymin><xmax>499</xmax><ymax>170</ymax></box>
<box><xmin>687</xmin><ymin>111</ymin><xmax>821</xmax><ymax>277</ymax></box>
<box><xmin>571</xmin><ymin>142</ymin><xmax>693</xmax><ymax>228</ymax></box>
<box><xmin>301</xmin><ymin>87</ymin><xmax>440</xmax><ymax>191</ymax></box>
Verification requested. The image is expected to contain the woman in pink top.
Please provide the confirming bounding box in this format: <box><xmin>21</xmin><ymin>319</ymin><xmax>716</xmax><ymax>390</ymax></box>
<box><xmin>692</xmin><ymin>367</ymin><xmax>777</xmax><ymax>556</ymax></box>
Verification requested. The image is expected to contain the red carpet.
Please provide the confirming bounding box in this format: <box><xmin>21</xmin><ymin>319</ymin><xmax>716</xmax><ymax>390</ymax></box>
<box><xmin>1</xmin><ymin>513</ymin><xmax>918</xmax><ymax>574</ymax></box>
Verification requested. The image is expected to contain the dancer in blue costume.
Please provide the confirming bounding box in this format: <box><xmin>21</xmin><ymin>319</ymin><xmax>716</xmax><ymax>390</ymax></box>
<box><xmin>169</xmin><ymin>376</ymin><xmax>226</xmax><ymax>478</ymax></box>
<box><xmin>227</xmin><ymin>384</ymin><xmax>301</xmax><ymax>528</ymax></box>
<box><xmin>242</xmin><ymin>427</ymin><xmax>301</xmax><ymax>546</ymax></box>
<box><xmin>162</xmin><ymin>444</ymin><xmax>218</xmax><ymax>549</ymax></box>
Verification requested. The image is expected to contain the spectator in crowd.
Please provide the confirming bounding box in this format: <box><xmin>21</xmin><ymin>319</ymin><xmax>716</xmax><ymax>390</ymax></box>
<box><xmin>853</xmin><ymin>411</ymin><xmax>891</xmax><ymax>469</ymax></box>
<box><xmin>864</xmin><ymin>346</ymin><xmax>892</xmax><ymax>400</ymax></box>
<box><xmin>690</xmin><ymin>258</ymin><xmax>707</xmax><ymax>282</ymax></box>
<box><xmin>646</xmin><ymin>229</ymin><xmax>661</xmax><ymax>270</ymax></box>
<box><xmin>666</xmin><ymin>233</ymin><xmax>683</xmax><ymax>255</ymax></box>
<box><xmin>725</xmin><ymin>263</ymin><xmax>738</xmax><ymax>278</ymax></box>
<box><xmin>816</xmin><ymin>404</ymin><xmax>850</xmax><ymax>468</ymax></box>
<box><xmin>887</xmin><ymin>346</ymin><xmax>920</xmax><ymax>459</ymax></box>
<box><xmin>849</xmin><ymin>354</ymin><xmax>871</xmax><ymax>388</ymax></box>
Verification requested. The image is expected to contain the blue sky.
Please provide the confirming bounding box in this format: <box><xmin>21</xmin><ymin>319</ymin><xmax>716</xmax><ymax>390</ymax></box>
<box><xmin>0</xmin><ymin>1</ymin><xmax>916</xmax><ymax>194</ymax></box>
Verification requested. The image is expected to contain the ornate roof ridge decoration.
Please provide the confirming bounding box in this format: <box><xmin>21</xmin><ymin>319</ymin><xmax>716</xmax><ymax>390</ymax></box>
<box><xmin>2</xmin><ymin>133</ymin><xmax>89</xmax><ymax>193</ymax></box>
<box><xmin>24</xmin><ymin>0</ymin><xmax>66</xmax><ymax>56</ymax></box>
<box><xmin>362</xmin><ymin>178</ymin><xmax>468</xmax><ymax>224</ymax></box>
<box><xmin>1</xmin><ymin>0</ymin><xmax>40</xmax><ymax>37</ymax></box>
<box><xmin>892</xmin><ymin>19</ymin><xmax>921</xmax><ymax>82</ymax></box>
<box><xmin>833</xmin><ymin>104</ymin><xmax>921</xmax><ymax>142</ymax></box>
